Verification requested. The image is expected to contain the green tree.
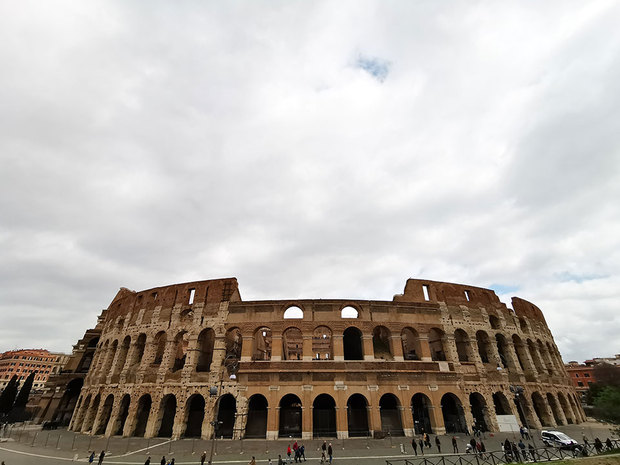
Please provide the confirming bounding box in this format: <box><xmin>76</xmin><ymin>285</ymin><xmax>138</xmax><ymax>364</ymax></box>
<box><xmin>592</xmin><ymin>385</ymin><xmax>620</xmax><ymax>424</ymax></box>
<box><xmin>0</xmin><ymin>375</ymin><xmax>19</xmax><ymax>415</ymax></box>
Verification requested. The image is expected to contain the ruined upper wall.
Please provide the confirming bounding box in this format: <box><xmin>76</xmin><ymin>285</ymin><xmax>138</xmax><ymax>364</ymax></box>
<box><xmin>512</xmin><ymin>297</ymin><xmax>547</xmax><ymax>324</ymax></box>
<box><xmin>394</xmin><ymin>278</ymin><xmax>504</xmax><ymax>307</ymax></box>
<box><xmin>105</xmin><ymin>277</ymin><xmax>240</xmax><ymax>323</ymax></box>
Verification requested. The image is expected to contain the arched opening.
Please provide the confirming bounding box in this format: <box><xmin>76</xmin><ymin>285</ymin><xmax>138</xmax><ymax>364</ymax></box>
<box><xmin>278</xmin><ymin>394</ymin><xmax>302</xmax><ymax>438</ymax></box>
<box><xmin>428</xmin><ymin>328</ymin><xmax>446</xmax><ymax>361</ymax></box>
<box><xmin>401</xmin><ymin>328</ymin><xmax>421</xmax><ymax>360</ymax></box>
<box><xmin>512</xmin><ymin>335</ymin><xmax>528</xmax><ymax>371</ymax></box>
<box><xmin>172</xmin><ymin>332</ymin><xmax>189</xmax><ymax>372</ymax></box>
<box><xmin>493</xmin><ymin>392</ymin><xmax>511</xmax><ymax>415</ymax></box>
<box><xmin>341</xmin><ymin>306</ymin><xmax>359</xmax><ymax>318</ymax></box>
<box><xmin>547</xmin><ymin>393</ymin><xmax>564</xmax><ymax>425</ymax></box>
<box><xmin>519</xmin><ymin>317</ymin><xmax>528</xmax><ymax>333</ymax></box>
<box><xmin>114</xmin><ymin>336</ymin><xmax>131</xmax><ymax>374</ymax></box>
<box><xmin>313</xmin><ymin>394</ymin><xmax>337</xmax><ymax>438</ymax></box>
<box><xmin>476</xmin><ymin>331</ymin><xmax>492</xmax><ymax>363</ymax></box>
<box><xmin>55</xmin><ymin>378</ymin><xmax>83</xmax><ymax>426</ymax></box>
<box><xmin>283</xmin><ymin>306</ymin><xmax>303</xmax><ymax>319</ymax></box>
<box><xmin>245</xmin><ymin>394</ymin><xmax>268</xmax><ymax>439</ymax></box>
<box><xmin>441</xmin><ymin>393</ymin><xmax>467</xmax><ymax>433</ymax></box>
<box><xmin>454</xmin><ymin>329</ymin><xmax>471</xmax><ymax>362</ymax></box>
<box><xmin>495</xmin><ymin>334</ymin><xmax>511</xmax><ymax>368</ymax></box>
<box><xmin>130</xmin><ymin>334</ymin><xmax>147</xmax><ymax>368</ymax></box>
<box><xmin>83</xmin><ymin>394</ymin><xmax>100</xmax><ymax>433</ymax></box>
<box><xmin>527</xmin><ymin>339</ymin><xmax>544</xmax><ymax>374</ymax></box>
<box><xmin>489</xmin><ymin>314</ymin><xmax>501</xmax><ymax>329</ymax></box>
<box><xmin>469</xmin><ymin>393</ymin><xmax>489</xmax><ymax>432</ymax></box>
<box><xmin>372</xmin><ymin>326</ymin><xmax>393</xmax><ymax>360</ymax></box>
<box><xmin>312</xmin><ymin>326</ymin><xmax>332</xmax><ymax>360</ymax></box>
<box><xmin>380</xmin><ymin>393</ymin><xmax>404</xmax><ymax>436</ymax></box>
<box><xmin>411</xmin><ymin>393</ymin><xmax>433</xmax><ymax>434</ymax></box>
<box><xmin>133</xmin><ymin>395</ymin><xmax>151</xmax><ymax>437</ymax></box>
<box><xmin>103</xmin><ymin>340</ymin><xmax>118</xmax><ymax>374</ymax></box>
<box><xmin>347</xmin><ymin>394</ymin><xmax>369</xmax><ymax>437</ymax></box>
<box><xmin>343</xmin><ymin>327</ymin><xmax>364</xmax><ymax>360</ymax></box>
<box><xmin>153</xmin><ymin>332</ymin><xmax>167</xmax><ymax>365</ymax></box>
<box><xmin>283</xmin><ymin>327</ymin><xmax>303</xmax><ymax>361</ymax></box>
<box><xmin>96</xmin><ymin>394</ymin><xmax>114</xmax><ymax>435</ymax></box>
<box><xmin>196</xmin><ymin>329</ymin><xmax>215</xmax><ymax>372</ymax></box>
<box><xmin>225</xmin><ymin>328</ymin><xmax>242</xmax><ymax>360</ymax></box>
<box><xmin>77</xmin><ymin>337</ymin><xmax>99</xmax><ymax>373</ymax></box>
<box><xmin>157</xmin><ymin>395</ymin><xmax>177</xmax><ymax>437</ymax></box>
<box><xmin>216</xmin><ymin>394</ymin><xmax>236</xmax><ymax>439</ymax></box>
<box><xmin>252</xmin><ymin>327</ymin><xmax>272</xmax><ymax>361</ymax></box>
<box><xmin>531</xmin><ymin>392</ymin><xmax>553</xmax><ymax>427</ymax></box>
<box><xmin>113</xmin><ymin>394</ymin><xmax>131</xmax><ymax>436</ymax></box>
<box><xmin>185</xmin><ymin>394</ymin><xmax>205</xmax><ymax>438</ymax></box>
<box><xmin>557</xmin><ymin>392</ymin><xmax>574</xmax><ymax>424</ymax></box>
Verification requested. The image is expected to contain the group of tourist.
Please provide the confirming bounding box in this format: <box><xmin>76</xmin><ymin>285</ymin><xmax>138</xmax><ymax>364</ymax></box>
<box><xmin>275</xmin><ymin>440</ymin><xmax>330</xmax><ymax>464</ymax></box>
<box><xmin>410</xmin><ymin>432</ymin><xmax>445</xmax><ymax>454</ymax></box>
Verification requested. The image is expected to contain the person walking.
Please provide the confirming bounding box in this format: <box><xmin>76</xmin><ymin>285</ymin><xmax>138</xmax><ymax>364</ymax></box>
<box><xmin>201</xmin><ymin>451</ymin><xmax>207</xmax><ymax>465</ymax></box>
<box><xmin>160</xmin><ymin>456</ymin><xmax>166</xmax><ymax>465</ymax></box>
<box><xmin>293</xmin><ymin>441</ymin><xmax>299</xmax><ymax>462</ymax></box>
<box><xmin>98</xmin><ymin>450</ymin><xmax>106</xmax><ymax>465</ymax></box>
<box><xmin>145</xmin><ymin>458</ymin><xmax>151</xmax><ymax>465</ymax></box>
<box><xmin>89</xmin><ymin>451</ymin><xmax>95</xmax><ymax>463</ymax></box>
<box><xmin>435</xmin><ymin>436</ymin><xmax>441</xmax><ymax>453</ymax></box>
<box><xmin>418</xmin><ymin>438</ymin><xmax>424</xmax><ymax>455</ymax></box>
<box><xmin>452</xmin><ymin>436</ymin><xmax>458</xmax><ymax>453</ymax></box>
<box><xmin>249</xmin><ymin>456</ymin><xmax>256</xmax><ymax>465</ymax></box>
<box><xmin>528</xmin><ymin>443</ymin><xmax>536</xmax><ymax>462</ymax></box>
<box><xmin>328</xmin><ymin>443</ymin><xmax>333</xmax><ymax>463</ymax></box>
<box><xmin>278</xmin><ymin>454</ymin><xmax>284</xmax><ymax>465</ymax></box>
<box><xmin>300</xmin><ymin>444</ymin><xmax>306</xmax><ymax>461</ymax></box>
<box><xmin>287</xmin><ymin>444</ymin><xmax>292</xmax><ymax>464</ymax></box>
<box><xmin>411</xmin><ymin>438</ymin><xmax>418</xmax><ymax>455</ymax></box>
<box><xmin>518</xmin><ymin>440</ymin><xmax>527</xmax><ymax>460</ymax></box>
<box><xmin>424</xmin><ymin>433</ymin><xmax>430</xmax><ymax>448</ymax></box>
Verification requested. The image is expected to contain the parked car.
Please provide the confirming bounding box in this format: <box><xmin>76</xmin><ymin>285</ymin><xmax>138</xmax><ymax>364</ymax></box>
<box><xmin>541</xmin><ymin>430</ymin><xmax>581</xmax><ymax>450</ymax></box>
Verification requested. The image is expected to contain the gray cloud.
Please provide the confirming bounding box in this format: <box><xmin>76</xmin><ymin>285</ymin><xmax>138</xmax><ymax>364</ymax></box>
<box><xmin>1</xmin><ymin>0</ymin><xmax>619</xmax><ymax>362</ymax></box>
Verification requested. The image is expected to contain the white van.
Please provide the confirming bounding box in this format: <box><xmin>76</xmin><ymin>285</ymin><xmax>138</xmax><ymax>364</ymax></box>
<box><xmin>541</xmin><ymin>430</ymin><xmax>580</xmax><ymax>450</ymax></box>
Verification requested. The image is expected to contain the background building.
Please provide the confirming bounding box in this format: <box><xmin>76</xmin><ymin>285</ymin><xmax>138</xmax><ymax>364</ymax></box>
<box><xmin>67</xmin><ymin>277</ymin><xmax>585</xmax><ymax>440</ymax></box>
<box><xmin>0</xmin><ymin>349</ymin><xmax>68</xmax><ymax>391</ymax></box>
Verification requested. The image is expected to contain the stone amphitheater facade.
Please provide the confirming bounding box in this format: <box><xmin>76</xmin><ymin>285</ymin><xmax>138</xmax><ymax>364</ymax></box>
<box><xmin>68</xmin><ymin>277</ymin><xmax>585</xmax><ymax>440</ymax></box>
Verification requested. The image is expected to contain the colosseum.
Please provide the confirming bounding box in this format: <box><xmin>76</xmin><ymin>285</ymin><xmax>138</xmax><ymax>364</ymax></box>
<box><xmin>67</xmin><ymin>277</ymin><xmax>585</xmax><ymax>441</ymax></box>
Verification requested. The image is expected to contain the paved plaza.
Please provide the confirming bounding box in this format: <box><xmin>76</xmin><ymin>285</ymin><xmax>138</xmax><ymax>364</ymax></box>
<box><xmin>1</xmin><ymin>420</ymin><xmax>617</xmax><ymax>465</ymax></box>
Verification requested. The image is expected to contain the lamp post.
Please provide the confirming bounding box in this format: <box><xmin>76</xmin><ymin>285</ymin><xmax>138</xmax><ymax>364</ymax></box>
<box><xmin>510</xmin><ymin>385</ymin><xmax>536</xmax><ymax>448</ymax></box>
<box><xmin>208</xmin><ymin>355</ymin><xmax>239</xmax><ymax>465</ymax></box>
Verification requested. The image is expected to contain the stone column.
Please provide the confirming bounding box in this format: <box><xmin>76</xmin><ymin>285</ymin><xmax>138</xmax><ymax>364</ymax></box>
<box><xmin>302</xmin><ymin>334</ymin><xmax>313</xmax><ymax>361</ymax></box>
<box><xmin>391</xmin><ymin>335</ymin><xmax>404</xmax><ymax>361</ymax></box>
<box><xmin>122</xmin><ymin>395</ymin><xmax>141</xmax><ymax>437</ymax></box>
<box><xmin>271</xmin><ymin>335</ymin><xmax>282</xmax><ymax>361</ymax></box>
<box><xmin>363</xmin><ymin>335</ymin><xmax>374</xmax><ymax>361</ymax></box>
<box><xmin>80</xmin><ymin>399</ymin><xmax>98</xmax><ymax>433</ymax></box>
<box><xmin>333</xmin><ymin>334</ymin><xmax>344</xmax><ymax>361</ymax></box>
<box><xmin>443</xmin><ymin>334</ymin><xmax>459</xmax><ymax>363</ymax></box>
<box><xmin>504</xmin><ymin>341</ymin><xmax>523</xmax><ymax>374</ymax></box>
<box><xmin>182</xmin><ymin>335</ymin><xmax>201</xmax><ymax>375</ymax></box>
<box><xmin>335</xmin><ymin>389</ymin><xmax>348</xmax><ymax>439</ymax></box>
<box><xmin>144</xmin><ymin>396</ymin><xmax>162</xmax><ymax>438</ymax></box>
<box><xmin>428</xmin><ymin>403</ymin><xmax>445</xmax><ymax>435</ymax></box>
<box><xmin>417</xmin><ymin>336</ymin><xmax>432</xmax><ymax>361</ymax></box>
<box><xmin>90</xmin><ymin>397</ymin><xmax>108</xmax><ymax>436</ymax></box>
<box><xmin>157</xmin><ymin>339</ymin><xmax>177</xmax><ymax>381</ymax></box>
<box><xmin>241</xmin><ymin>333</ymin><xmax>254</xmax><ymax>362</ymax></box>
<box><xmin>172</xmin><ymin>397</ymin><xmax>187</xmax><ymax>439</ymax></box>
<box><xmin>104</xmin><ymin>397</ymin><xmax>123</xmax><ymax>437</ymax></box>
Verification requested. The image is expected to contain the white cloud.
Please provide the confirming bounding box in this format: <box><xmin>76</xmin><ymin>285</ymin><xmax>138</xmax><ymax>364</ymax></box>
<box><xmin>0</xmin><ymin>0</ymin><xmax>619</xmax><ymax>362</ymax></box>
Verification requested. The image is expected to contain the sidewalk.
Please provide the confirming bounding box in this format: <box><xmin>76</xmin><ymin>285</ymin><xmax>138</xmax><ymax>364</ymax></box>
<box><xmin>0</xmin><ymin>420</ymin><xmax>616</xmax><ymax>464</ymax></box>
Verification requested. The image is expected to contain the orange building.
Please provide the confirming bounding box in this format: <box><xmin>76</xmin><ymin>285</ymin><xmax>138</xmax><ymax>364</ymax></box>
<box><xmin>0</xmin><ymin>349</ymin><xmax>68</xmax><ymax>391</ymax></box>
<box><xmin>565</xmin><ymin>361</ymin><xmax>596</xmax><ymax>394</ymax></box>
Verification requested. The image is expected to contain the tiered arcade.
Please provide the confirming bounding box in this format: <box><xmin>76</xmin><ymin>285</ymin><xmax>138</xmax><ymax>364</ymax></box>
<box><xmin>68</xmin><ymin>277</ymin><xmax>585</xmax><ymax>440</ymax></box>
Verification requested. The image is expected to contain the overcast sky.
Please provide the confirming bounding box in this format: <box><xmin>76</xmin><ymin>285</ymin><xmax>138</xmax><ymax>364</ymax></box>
<box><xmin>1</xmin><ymin>1</ymin><xmax>619</xmax><ymax>363</ymax></box>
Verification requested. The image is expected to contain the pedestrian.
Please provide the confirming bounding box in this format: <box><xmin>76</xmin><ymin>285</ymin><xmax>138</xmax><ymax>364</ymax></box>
<box><xmin>287</xmin><ymin>444</ymin><xmax>292</xmax><ymax>464</ymax></box>
<box><xmin>278</xmin><ymin>454</ymin><xmax>284</xmax><ymax>465</ymax></box>
<box><xmin>328</xmin><ymin>443</ymin><xmax>333</xmax><ymax>463</ymax></box>
<box><xmin>528</xmin><ymin>443</ymin><xmax>536</xmax><ymax>462</ymax></box>
<box><xmin>201</xmin><ymin>451</ymin><xmax>207</xmax><ymax>465</ymax></box>
<box><xmin>606</xmin><ymin>438</ymin><xmax>613</xmax><ymax>450</ymax></box>
<box><xmin>424</xmin><ymin>433</ymin><xmax>430</xmax><ymax>448</ymax></box>
<box><xmin>419</xmin><ymin>438</ymin><xmax>424</xmax><ymax>455</ymax></box>
<box><xmin>518</xmin><ymin>440</ymin><xmax>526</xmax><ymax>460</ymax></box>
<box><xmin>170</xmin><ymin>459</ymin><xmax>175</xmax><ymax>465</ymax></box>
<box><xmin>89</xmin><ymin>451</ymin><xmax>95</xmax><ymax>463</ymax></box>
<box><xmin>293</xmin><ymin>440</ymin><xmax>299</xmax><ymax>462</ymax></box>
<box><xmin>511</xmin><ymin>442</ymin><xmax>520</xmax><ymax>462</ymax></box>
<box><xmin>249</xmin><ymin>456</ymin><xmax>256</xmax><ymax>465</ymax></box>
<box><xmin>300</xmin><ymin>444</ymin><xmax>306</xmax><ymax>461</ymax></box>
<box><xmin>452</xmin><ymin>436</ymin><xmax>458</xmax><ymax>453</ymax></box>
<box><xmin>411</xmin><ymin>438</ymin><xmax>418</xmax><ymax>455</ymax></box>
<box><xmin>160</xmin><ymin>456</ymin><xmax>166</xmax><ymax>465</ymax></box>
<box><xmin>519</xmin><ymin>426</ymin><xmax>525</xmax><ymax>439</ymax></box>
<box><xmin>435</xmin><ymin>436</ymin><xmax>441</xmax><ymax>453</ymax></box>
<box><xmin>98</xmin><ymin>450</ymin><xmax>106</xmax><ymax>465</ymax></box>
<box><xmin>322</xmin><ymin>441</ymin><xmax>327</xmax><ymax>454</ymax></box>
<box><xmin>480</xmin><ymin>441</ymin><xmax>486</xmax><ymax>455</ymax></box>
<box><xmin>145</xmin><ymin>457</ymin><xmax>151</xmax><ymax>465</ymax></box>
<box><xmin>583</xmin><ymin>435</ymin><xmax>589</xmax><ymax>446</ymax></box>
<box><xmin>523</xmin><ymin>427</ymin><xmax>530</xmax><ymax>440</ymax></box>
<box><xmin>320</xmin><ymin>449</ymin><xmax>327</xmax><ymax>464</ymax></box>
<box><xmin>595</xmin><ymin>438</ymin><xmax>603</xmax><ymax>453</ymax></box>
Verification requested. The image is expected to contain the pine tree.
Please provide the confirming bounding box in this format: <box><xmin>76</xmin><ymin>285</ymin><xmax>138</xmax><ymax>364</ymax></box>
<box><xmin>0</xmin><ymin>375</ymin><xmax>19</xmax><ymax>415</ymax></box>
<box><xmin>14</xmin><ymin>371</ymin><xmax>35</xmax><ymax>409</ymax></box>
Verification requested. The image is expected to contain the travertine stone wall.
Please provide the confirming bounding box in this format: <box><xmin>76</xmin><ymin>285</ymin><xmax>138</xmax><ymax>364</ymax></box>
<box><xmin>70</xmin><ymin>277</ymin><xmax>584</xmax><ymax>440</ymax></box>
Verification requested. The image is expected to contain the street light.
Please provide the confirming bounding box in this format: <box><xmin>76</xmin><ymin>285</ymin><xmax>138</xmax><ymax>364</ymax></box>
<box><xmin>208</xmin><ymin>354</ymin><xmax>239</xmax><ymax>465</ymax></box>
<box><xmin>510</xmin><ymin>385</ymin><xmax>536</xmax><ymax>448</ymax></box>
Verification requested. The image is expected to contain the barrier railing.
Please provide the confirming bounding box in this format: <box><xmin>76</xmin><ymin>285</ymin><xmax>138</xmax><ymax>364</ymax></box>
<box><xmin>386</xmin><ymin>439</ymin><xmax>620</xmax><ymax>465</ymax></box>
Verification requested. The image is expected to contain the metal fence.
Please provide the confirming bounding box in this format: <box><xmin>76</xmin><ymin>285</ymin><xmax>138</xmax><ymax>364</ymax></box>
<box><xmin>386</xmin><ymin>439</ymin><xmax>620</xmax><ymax>465</ymax></box>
